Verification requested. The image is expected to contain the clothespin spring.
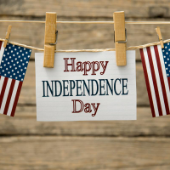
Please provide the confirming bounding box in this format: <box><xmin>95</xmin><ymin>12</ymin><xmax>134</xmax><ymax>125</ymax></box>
<box><xmin>49</xmin><ymin>30</ymin><xmax>58</xmax><ymax>45</ymax></box>
<box><xmin>114</xmin><ymin>29</ymin><xmax>127</xmax><ymax>44</ymax></box>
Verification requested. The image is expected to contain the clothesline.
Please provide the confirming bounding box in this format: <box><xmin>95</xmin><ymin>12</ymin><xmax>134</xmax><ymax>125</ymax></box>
<box><xmin>1</xmin><ymin>20</ymin><xmax>170</xmax><ymax>24</ymax></box>
<box><xmin>0</xmin><ymin>38</ymin><xmax>170</xmax><ymax>52</ymax></box>
<box><xmin>1</xmin><ymin>19</ymin><xmax>170</xmax><ymax>52</ymax></box>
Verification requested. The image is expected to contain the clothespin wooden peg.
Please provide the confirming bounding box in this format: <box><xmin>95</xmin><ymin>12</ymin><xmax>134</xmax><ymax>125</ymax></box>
<box><xmin>43</xmin><ymin>12</ymin><xmax>57</xmax><ymax>68</ymax></box>
<box><xmin>113</xmin><ymin>11</ymin><xmax>127</xmax><ymax>66</ymax></box>
<box><xmin>3</xmin><ymin>25</ymin><xmax>12</xmax><ymax>48</ymax></box>
<box><xmin>155</xmin><ymin>27</ymin><xmax>164</xmax><ymax>48</ymax></box>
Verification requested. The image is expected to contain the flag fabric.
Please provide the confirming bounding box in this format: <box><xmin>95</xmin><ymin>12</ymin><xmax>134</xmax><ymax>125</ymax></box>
<box><xmin>0</xmin><ymin>42</ymin><xmax>31</xmax><ymax>116</ymax></box>
<box><xmin>140</xmin><ymin>42</ymin><xmax>170</xmax><ymax>117</ymax></box>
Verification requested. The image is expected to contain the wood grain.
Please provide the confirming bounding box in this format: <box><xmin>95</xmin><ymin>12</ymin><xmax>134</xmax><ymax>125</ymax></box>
<box><xmin>0</xmin><ymin>17</ymin><xmax>170</xmax><ymax>60</ymax></box>
<box><xmin>0</xmin><ymin>136</ymin><xmax>170</xmax><ymax>170</ymax></box>
<box><xmin>0</xmin><ymin>0</ymin><xmax>170</xmax><ymax>18</ymax></box>
<box><xmin>0</xmin><ymin>1</ymin><xmax>169</xmax><ymax>170</ymax></box>
<box><xmin>19</xmin><ymin>61</ymin><xmax>149</xmax><ymax>106</ymax></box>
<box><xmin>1</xmin><ymin>106</ymin><xmax>170</xmax><ymax>136</ymax></box>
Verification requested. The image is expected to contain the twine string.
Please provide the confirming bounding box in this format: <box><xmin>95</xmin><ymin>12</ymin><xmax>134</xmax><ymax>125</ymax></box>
<box><xmin>1</xmin><ymin>20</ymin><xmax>170</xmax><ymax>24</ymax></box>
<box><xmin>0</xmin><ymin>19</ymin><xmax>170</xmax><ymax>52</ymax></box>
<box><xmin>0</xmin><ymin>38</ymin><xmax>169</xmax><ymax>52</ymax></box>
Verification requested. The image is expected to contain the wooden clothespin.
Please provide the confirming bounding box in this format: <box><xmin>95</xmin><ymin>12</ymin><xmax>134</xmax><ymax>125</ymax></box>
<box><xmin>43</xmin><ymin>12</ymin><xmax>57</xmax><ymax>68</ymax></box>
<box><xmin>3</xmin><ymin>25</ymin><xmax>12</xmax><ymax>48</ymax></box>
<box><xmin>113</xmin><ymin>11</ymin><xmax>127</xmax><ymax>66</ymax></box>
<box><xmin>155</xmin><ymin>27</ymin><xmax>164</xmax><ymax>48</ymax></box>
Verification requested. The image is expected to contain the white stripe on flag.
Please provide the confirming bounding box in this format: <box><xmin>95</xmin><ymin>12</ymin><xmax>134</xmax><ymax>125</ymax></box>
<box><xmin>0</xmin><ymin>42</ymin><xmax>4</xmax><ymax>65</ymax></box>
<box><xmin>158</xmin><ymin>45</ymin><xmax>170</xmax><ymax>109</ymax></box>
<box><xmin>0</xmin><ymin>78</ymin><xmax>12</xmax><ymax>114</ymax></box>
<box><xmin>0</xmin><ymin>76</ymin><xmax>5</xmax><ymax>95</ymax></box>
<box><xmin>150</xmin><ymin>46</ymin><xmax>166</xmax><ymax>115</ymax></box>
<box><xmin>7</xmin><ymin>80</ymin><xmax>19</xmax><ymax>116</ymax></box>
<box><xmin>143</xmin><ymin>48</ymin><xmax>159</xmax><ymax>117</ymax></box>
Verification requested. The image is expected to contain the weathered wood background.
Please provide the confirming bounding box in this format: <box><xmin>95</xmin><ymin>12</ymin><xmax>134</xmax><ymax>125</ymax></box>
<box><xmin>1</xmin><ymin>1</ymin><xmax>170</xmax><ymax>169</ymax></box>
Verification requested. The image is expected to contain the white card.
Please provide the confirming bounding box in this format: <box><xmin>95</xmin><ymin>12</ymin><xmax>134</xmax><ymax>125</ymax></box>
<box><xmin>35</xmin><ymin>51</ymin><xmax>136</xmax><ymax>121</ymax></box>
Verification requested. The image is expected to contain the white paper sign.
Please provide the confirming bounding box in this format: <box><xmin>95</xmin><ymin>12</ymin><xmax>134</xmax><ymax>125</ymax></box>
<box><xmin>35</xmin><ymin>51</ymin><xmax>136</xmax><ymax>121</ymax></box>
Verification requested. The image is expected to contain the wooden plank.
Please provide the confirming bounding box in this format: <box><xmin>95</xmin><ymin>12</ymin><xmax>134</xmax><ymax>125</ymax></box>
<box><xmin>1</xmin><ymin>106</ymin><xmax>170</xmax><ymax>136</ymax></box>
<box><xmin>0</xmin><ymin>136</ymin><xmax>170</xmax><ymax>170</ymax></box>
<box><xmin>20</xmin><ymin>61</ymin><xmax>149</xmax><ymax>106</ymax></box>
<box><xmin>0</xmin><ymin>17</ymin><xmax>169</xmax><ymax>61</ymax></box>
<box><xmin>0</xmin><ymin>0</ymin><xmax>170</xmax><ymax>18</ymax></box>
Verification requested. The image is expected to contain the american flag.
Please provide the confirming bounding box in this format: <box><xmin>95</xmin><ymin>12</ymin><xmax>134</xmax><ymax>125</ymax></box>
<box><xmin>0</xmin><ymin>42</ymin><xmax>31</xmax><ymax>116</ymax></box>
<box><xmin>140</xmin><ymin>42</ymin><xmax>170</xmax><ymax>117</ymax></box>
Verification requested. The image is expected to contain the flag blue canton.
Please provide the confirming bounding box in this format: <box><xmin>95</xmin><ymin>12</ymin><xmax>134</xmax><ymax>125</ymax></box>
<box><xmin>0</xmin><ymin>43</ymin><xmax>31</xmax><ymax>81</ymax></box>
<box><xmin>162</xmin><ymin>42</ymin><xmax>170</xmax><ymax>77</ymax></box>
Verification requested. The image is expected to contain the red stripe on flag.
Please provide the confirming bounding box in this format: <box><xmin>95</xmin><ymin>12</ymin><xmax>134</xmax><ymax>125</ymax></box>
<box><xmin>140</xmin><ymin>49</ymin><xmax>156</xmax><ymax>117</ymax></box>
<box><xmin>0</xmin><ymin>77</ymin><xmax>8</xmax><ymax>108</ymax></box>
<box><xmin>154</xmin><ymin>45</ymin><xmax>170</xmax><ymax>115</ymax></box>
<box><xmin>3</xmin><ymin>79</ymin><xmax>15</xmax><ymax>115</ymax></box>
<box><xmin>147</xmin><ymin>47</ymin><xmax>163</xmax><ymax>116</ymax></box>
<box><xmin>10</xmin><ymin>81</ymin><xmax>22</xmax><ymax>117</ymax></box>
<box><xmin>0</xmin><ymin>41</ymin><xmax>2</xmax><ymax>50</ymax></box>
